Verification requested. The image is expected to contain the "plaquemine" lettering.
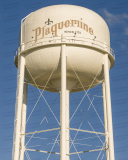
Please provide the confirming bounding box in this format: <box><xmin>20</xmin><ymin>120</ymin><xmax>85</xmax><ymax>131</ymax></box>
<box><xmin>33</xmin><ymin>19</ymin><xmax>94</xmax><ymax>43</ymax></box>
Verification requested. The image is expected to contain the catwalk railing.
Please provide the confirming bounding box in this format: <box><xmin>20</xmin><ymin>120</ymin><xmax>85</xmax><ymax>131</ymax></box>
<box><xmin>14</xmin><ymin>36</ymin><xmax>115</xmax><ymax>61</ymax></box>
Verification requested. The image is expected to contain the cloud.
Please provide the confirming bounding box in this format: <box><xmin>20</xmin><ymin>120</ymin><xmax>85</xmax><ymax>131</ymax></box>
<box><xmin>124</xmin><ymin>27</ymin><xmax>128</xmax><ymax>35</ymax></box>
<box><xmin>102</xmin><ymin>9</ymin><xmax>128</xmax><ymax>25</ymax></box>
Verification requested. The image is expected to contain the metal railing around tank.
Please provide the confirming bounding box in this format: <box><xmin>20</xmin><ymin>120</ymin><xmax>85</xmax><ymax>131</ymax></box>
<box><xmin>14</xmin><ymin>36</ymin><xmax>115</xmax><ymax>61</ymax></box>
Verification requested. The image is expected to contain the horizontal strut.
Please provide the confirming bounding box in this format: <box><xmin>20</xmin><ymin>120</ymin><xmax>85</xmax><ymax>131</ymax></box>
<box><xmin>22</xmin><ymin>128</ymin><xmax>60</xmax><ymax>135</ymax></box>
<box><xmin>69</xmin><ymin>148</ymin><xmax>105</xmax><ymax>155</ymax></box>
<box><xmin>69</xmin><ymin>128</ymin><xmax>105</xmax><ymax>135</ymax></box>
<box><xmin>25</xmin><ymin>148</ymin><xmax>60</xmax><ymax>154</ymax></box>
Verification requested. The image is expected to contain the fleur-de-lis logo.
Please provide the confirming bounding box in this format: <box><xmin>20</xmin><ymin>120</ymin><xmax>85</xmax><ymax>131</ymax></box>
<box><xmin>45</xmin><ymin>18</ymin><xmax>53</xmax><ymax>25</ymax></box>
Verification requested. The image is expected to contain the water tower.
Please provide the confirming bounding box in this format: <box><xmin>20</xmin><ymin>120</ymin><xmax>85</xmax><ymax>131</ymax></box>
<box><xmin>13</xmin><ymin>5</ymin><xmax>115</xmax><ymax>160</ymax></box>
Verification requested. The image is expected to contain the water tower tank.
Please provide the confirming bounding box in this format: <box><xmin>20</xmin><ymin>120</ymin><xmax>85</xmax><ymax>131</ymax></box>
<box><xmin>15</xmin><ymin>5</ymin><xmax>114</xmax><ymax>92</ymax></box>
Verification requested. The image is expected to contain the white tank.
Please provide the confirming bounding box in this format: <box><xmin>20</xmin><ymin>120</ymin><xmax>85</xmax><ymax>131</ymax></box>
<box><xmin>15</xmin><ymin>5</ymin><xmax>115</xmax><ymax>92</ymax></box>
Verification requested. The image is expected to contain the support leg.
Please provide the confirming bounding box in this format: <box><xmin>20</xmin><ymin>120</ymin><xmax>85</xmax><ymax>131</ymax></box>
<box><xmin>60</xmin><ymin>44</ymin><xmax>70</xmax><ymax>160</ymax></box>
<box><xmin>104</xmin><ymin>54</ymin><xmax>115</xmax><ymax>160</ymax></box>
<box><xmin>66</xmin><ymin>90</ymin><xmax>70</xmax><ymax>160</ymax></box>
<box><xmin>20</xmin><ymin>81</ymin><xmax>28</xmax><ymax>160</ymax></box>
<box><xmin>102</xmin><ymin>81</ymin><xmax>109</xmax><ymax>160</ymax></box>
<box><xmin>13</xmin><ymin>55</ymin><xmax>25</xmax><ymax>160</ymax></box>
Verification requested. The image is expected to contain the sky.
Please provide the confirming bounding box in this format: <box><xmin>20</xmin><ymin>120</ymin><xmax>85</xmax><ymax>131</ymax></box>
<box><xmin>0</xmin><ymin>0</ymin><xmax>128</xmax><ymax>160</ymax></box>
